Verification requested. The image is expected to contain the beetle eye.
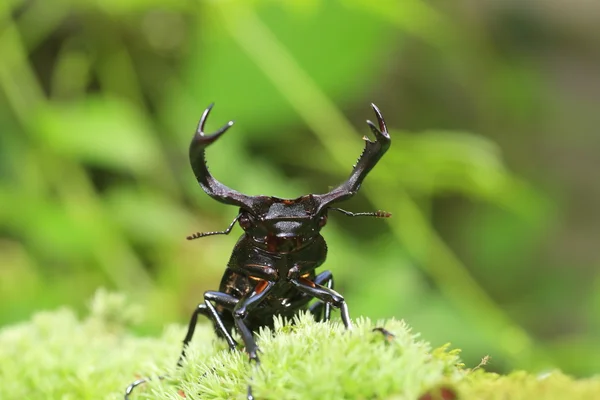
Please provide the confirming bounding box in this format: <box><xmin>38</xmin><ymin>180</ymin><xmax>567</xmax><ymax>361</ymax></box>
<box><xmin>239</xmin><ymin>214</ymin><xmax>252</xmax><ymax>229</ymax></box>
<box><xmin>318</xmin><ymin>214</ymin><xmax>328</xmax><ymax>227</ymax></box>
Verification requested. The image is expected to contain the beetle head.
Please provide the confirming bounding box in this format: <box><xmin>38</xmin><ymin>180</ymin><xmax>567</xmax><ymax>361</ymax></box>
<box><xmin>188</xmin><ymin>103</ymin><xmax>390</xmax><ymax>252</ymax></box>
<box><xmin>236</xmin><ymin>195</ymin><xmax>327</xmax><ymax>253</ymax></box>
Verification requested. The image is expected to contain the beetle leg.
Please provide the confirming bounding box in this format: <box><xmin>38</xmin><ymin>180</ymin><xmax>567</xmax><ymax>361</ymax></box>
<box><xmin>284</xmin><ymin>270</ymin><xmax>334</xmax><ymax>321</ymax></box>
<box><xmin>125</xmin><ymin>292</ymin><xmax>239</xmax><ymax>399</ymax></box>
<box><xmin>285</xmin><ymin>270</ymin><xmax>334</xmax><ymax>321</ymax></box>
<box><xmin>176</xmin><ymin>303</ymin><xmax>212</xmax><ymax>367</ymax></box>
<box><xmin>233</xmin><ymin>280</ymin><xmax>275</xmax><ymax>362</ymax></box>
<box><xmin>372</xmin><ymin>326</ymin><xmax>396</xmax><ymax>342</ymax></box>
<box><xmin>124</xmin><ymin>378</ymin><xmax>146</xmax><ymax>400</ymax></box>
<box><xmin>202</xmin><ymin>291</ymin><xmax>239</xmax><ymax>348</ymax></box>
<box><xmin>178</xmin><ymin>291</ymin><xmax>239</xmax><ymax>366</ymax></box>
<box><xmin>290</xmin><ymin>278</ymin><xmax>353</xmax><ymax>330</ymax></box>
<box><xmin>308</xmin><ymin>270</ymin><xmax>334</xmax><ymax>322</ymax></box>
<box><xmin>231</xmin><ymin>280</ymin><xmax>275</xmax><ymax>400</ymax></box>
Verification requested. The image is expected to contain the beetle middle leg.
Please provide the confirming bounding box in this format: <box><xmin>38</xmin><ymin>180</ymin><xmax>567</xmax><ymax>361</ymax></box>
<box><xmin>282</xmin><ymin>270</ymin><xmax>333</xmax><ymax>322</ymax></box>
<box><xmin>290</xmin><ymin>277</ymin><xmax>353</xmax><ymax>330</ymax></box>
<box><xmin>308</xmin><ymin>270</ymin><xmax>334</xmax><ymax>322</ymax></box>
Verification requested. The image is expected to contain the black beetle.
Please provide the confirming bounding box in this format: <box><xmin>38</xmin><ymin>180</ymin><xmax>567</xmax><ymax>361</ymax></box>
<box><xmin>125</xmin><ymin>103</ymin><xmax>391</xmax><ymax>399</ymax></box>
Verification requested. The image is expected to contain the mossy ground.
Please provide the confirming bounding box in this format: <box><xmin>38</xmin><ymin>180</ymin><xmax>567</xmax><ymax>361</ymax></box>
<box><xmin>0</xmin><ymin>291</ymin><xmax>598</xmax><ymax>400</ymax></box>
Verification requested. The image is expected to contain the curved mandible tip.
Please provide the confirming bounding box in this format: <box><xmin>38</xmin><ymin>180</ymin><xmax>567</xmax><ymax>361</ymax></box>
<box><xmin>366</xmin><ymin>103</ymin><xmax>390</xmax><ymax>144</ymax></box>
<box><xmin>194</xmin><ymin>103</ymin><xmax>235</xmax><ymax>146</ymax></box>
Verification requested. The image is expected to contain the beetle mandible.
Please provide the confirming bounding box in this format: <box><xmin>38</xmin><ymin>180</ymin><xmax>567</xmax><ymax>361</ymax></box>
<box><xmin>125</xmin><ymin>103</ymin><xmax>391</xmax><ymax>399</ymax></box>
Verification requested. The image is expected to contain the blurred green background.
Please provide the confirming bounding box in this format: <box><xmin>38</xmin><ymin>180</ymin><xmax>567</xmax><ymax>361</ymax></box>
<box><xmin>1</xmin><ymin>0</ymin><xmax>599</xmax><ymax>378</ymax></box>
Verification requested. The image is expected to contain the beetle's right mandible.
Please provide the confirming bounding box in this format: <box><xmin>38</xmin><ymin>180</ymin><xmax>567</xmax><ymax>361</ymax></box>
<box><xmin>189</xmin><ymin>103</ymin><xmax>257</xmax><ymax>210</ymax></box>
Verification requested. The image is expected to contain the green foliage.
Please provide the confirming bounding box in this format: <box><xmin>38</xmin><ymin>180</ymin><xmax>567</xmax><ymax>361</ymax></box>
<box><xmin>1</xmin><ymin>291</ymin><xmax>598</xmax><ymax>400</ymax></box>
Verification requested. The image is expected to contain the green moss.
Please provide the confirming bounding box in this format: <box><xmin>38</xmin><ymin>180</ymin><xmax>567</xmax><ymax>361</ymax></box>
<box><xmin>459</xmin><ymin>370</ymin><xmax>600</xmax><ymax>400</ymax></box>
<box><xmin>0</xmin><ymin>291</ymin><xmax>597</xmax><ymax>400</ymax></box>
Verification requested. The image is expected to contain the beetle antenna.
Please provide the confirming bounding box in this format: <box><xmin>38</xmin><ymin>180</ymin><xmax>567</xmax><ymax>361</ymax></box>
<box><xmin>187</xmin><ymin>214</ymin><xmax>242</xmax><ymax>240</ymax></box>
<box><xmin>330</xmin><ymin>208</ymin><xmax>391</xmax><ymax>218</ymax></box>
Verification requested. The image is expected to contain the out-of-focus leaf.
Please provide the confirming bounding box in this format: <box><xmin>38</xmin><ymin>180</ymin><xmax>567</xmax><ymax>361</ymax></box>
<box><xmin>166</xmin><ymin>0</ymin><xmax>396</xmax><ymax>138</ymax></box>
<box><xmin>547</xmin><ymin>337</ymin><xmax>600</xmax><ymax>376</ymax></box>
<box><xmin>376</xmin><ymin>130</ymin><xmax>550</xmax><ymax>219</ymax></box>
<box><xmin>591</xmin><ymin>272</ymin><xmax>600</xmax><ymax>334</ymax></box>
<box><xmin>103</xmin><ymin>186</ymin><xmax>191</xmax><ymax>244</ymax></box>
<box><xmin>405</xmin><ymin>295</ymin><xmax>502</xmax><ymax>369</ymax></box>
<box><xmin>32</xmin><ymin>97</ymin><xmax>162</xmax><ymax>175</ymax></box>
<box><xmin>464</xmin><ymin>206</ymin><xmax>552</xmax><ymax>285</ymax></box>
<box><xmin>384</xmin><ymin>130</ymin><xmax>508</xmax><ymax>197</ymax></box>
<box><xmin>340</xmin><ymin>0</ymin><xmax>454</xmax><ymax>47</ymax></box>
<box><xmin>74</xmin><ymin>0</ymin><xmax>189</xmax><ymax>14</ymax></box>
<box><xmin>0</xmin><ymin>189</ymin><xmax>92</xmax><ymax>262</ymax></box>
<box><xmin>14</xmin><ymin>0</ymin><xmax>69</xmax><ymax>51</ymax></box>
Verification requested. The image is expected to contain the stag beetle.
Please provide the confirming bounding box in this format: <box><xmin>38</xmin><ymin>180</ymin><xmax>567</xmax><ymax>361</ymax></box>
<box><xmin>125</xmin><ymin>103</ymin><xmax>391</xmax><ymax>399</ymax></box>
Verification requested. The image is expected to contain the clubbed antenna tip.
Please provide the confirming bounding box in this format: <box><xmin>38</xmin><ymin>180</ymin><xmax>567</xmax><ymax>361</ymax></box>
<box><xmin>375</xmin><ymin>210</ymin><xmax>392</xmax><ymax>218</ymax></box>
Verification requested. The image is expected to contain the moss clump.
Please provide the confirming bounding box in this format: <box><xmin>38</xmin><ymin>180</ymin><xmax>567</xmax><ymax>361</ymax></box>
<box><xmin>0</xmin><ymin>290</ymin><xmax>598</xmax><ymax>400</ymax></box>
<box><xmin>0</xmin><ymin>290</ymin><xmax>183</xmax><ymax>400</ymax></box>
<box><xmin>458</xmin><ymin>370</ymin><xmax>600</xmax><ymax>400</ymax></box>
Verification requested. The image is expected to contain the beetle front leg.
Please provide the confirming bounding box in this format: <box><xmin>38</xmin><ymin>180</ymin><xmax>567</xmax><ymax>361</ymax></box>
<box><xmin>125</xmin><ymin>292</ymin><xmax>241</xmax><ymax>399</ymax></box>
<box><xmin>232</xmin><ymin>280</ymin><xmax>275</xmax><ymax>400</ymax></box>
<box><xmin>290</xmin><ymin>277</ymin><xmax>353</xmax><ymax>330</ymax></box>
<box><xmin>233</xmin><ymin>280</ymin><xmax>275</xmax><ymax>362</ymax></box>
<box><xmin>178</xmin><ymin>291</ymin><xmax>239</xmax><ymax>366</ymax></box>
